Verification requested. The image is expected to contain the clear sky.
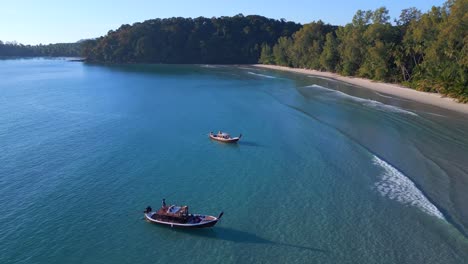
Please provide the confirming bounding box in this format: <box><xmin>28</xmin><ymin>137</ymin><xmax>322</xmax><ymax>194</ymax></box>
<box><xmin>1</xmin><ymin>0</ymin><xmax>447</xmax><ymax>45</ymax></box>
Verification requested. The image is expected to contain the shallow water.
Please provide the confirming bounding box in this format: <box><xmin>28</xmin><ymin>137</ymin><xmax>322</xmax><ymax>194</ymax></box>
<box><xmin>1</xmin><ymin>59</ymin><xmax>467</xmax><ymax>263</ymax></box>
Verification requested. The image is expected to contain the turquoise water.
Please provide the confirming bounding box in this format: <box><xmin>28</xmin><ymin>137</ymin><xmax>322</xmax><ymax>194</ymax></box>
<box><xmin>1</xmin><ymin>58</ymin><xmax>468</xmax><ymax>263</ymax></box>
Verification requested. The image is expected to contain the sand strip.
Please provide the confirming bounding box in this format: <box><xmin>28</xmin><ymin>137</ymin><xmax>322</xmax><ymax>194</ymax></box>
<box><xmin>252</xmin><ymin>64</ymin><xmax>468</xmax><ymax>115</ymax></box>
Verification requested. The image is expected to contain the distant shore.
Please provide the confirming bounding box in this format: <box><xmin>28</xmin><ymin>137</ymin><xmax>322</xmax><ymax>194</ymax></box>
<box><xmin>253</xmin><ymin>64</ymin><xmax>468</xmax><ymax>115</ymax></box>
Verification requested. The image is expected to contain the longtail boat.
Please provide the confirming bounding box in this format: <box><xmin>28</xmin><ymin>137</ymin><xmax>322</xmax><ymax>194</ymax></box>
<box><xmin>144</xmin><ymin>200</ymin><xmax>223</xmax><ymax>228</ymax></box>
<box><xmin>209</xmin><ymin>131</ymin><xmax>242</xmax><ymax>143</ymax></box>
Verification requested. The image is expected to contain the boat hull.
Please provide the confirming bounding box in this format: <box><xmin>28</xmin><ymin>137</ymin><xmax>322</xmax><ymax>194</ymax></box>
<box><xmin>144</xmin><ymin>213</ymin><xmax>219</xmax><ymax>228</ymax></box>
<box><xmin>209</xmin><ymin>134</ymin><xmax>240</xmax><ymax>143</ymax></box>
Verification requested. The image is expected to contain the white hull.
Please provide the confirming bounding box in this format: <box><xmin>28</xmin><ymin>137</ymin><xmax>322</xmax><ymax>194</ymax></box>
<box><xmin>144</xmin><ymin>212</ymin><xmax>220</xmax><ymax>228</ymax></box>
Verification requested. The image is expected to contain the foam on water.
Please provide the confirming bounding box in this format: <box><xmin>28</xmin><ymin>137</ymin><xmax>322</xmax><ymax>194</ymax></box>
<box><xmin>363</xmin><ymin>100</ymin><xmax>417</xmax><ymax>116</ymax></box>
<box><xmin>372</xmin><ymin>155</ymin><xmax>445</xmax><ymax>220</ymax></box>
<box><xmin>420</xmin><ymin>111</ymin><xmax>447</xmax><ymax>118</ymax></box>
<box><xmin>374</xmin><ymin>92</ymin><xmax>394</xmax><ymax>99</ymax></box>
<box><xmin>200</xmin><ymin>65</ymin><xmax>220</xmax><ymax>68</ymax></box>
<box><xmin>247</xmin><ymin>72</ymin><xmax>277</xmax><ymax>79</ymax></box>
<box><xmin>307</xmin><ymin>84</ymin><xmax>418</xmax><ymax>116</ymax></box>
<box><xmin>308</xmin><ymin>76</ymin><xmax>335</xmax><ymax>82</ymax></box>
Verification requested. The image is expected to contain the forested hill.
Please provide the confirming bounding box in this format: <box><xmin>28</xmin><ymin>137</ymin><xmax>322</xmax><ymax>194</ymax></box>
<box><xmin>260</xmin><ymin>0</ymin><xmax>467</xmax><ymax>102</ymax></box>
<box><xmin>2</xmin><ymin>1</ymin><xmax>465</xmax><ymax>101</ymax></box>
<box><xmin>81</xmin><ymin>15</ymin><xmax>302</xmax><ymax>64</ymax></box>
<box><xmin>0</xmin><ymin>42</ymin><xmax>81</xmax><ymax>57</ymax></box>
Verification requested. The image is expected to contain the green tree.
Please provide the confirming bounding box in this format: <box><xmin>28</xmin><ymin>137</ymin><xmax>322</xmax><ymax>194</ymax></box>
<box><xmin>319</xmin><ymin>32</ymin><xmax>339</xmax><ymax>71</ymax></box>
<box><xmin>415</xmin><ymin>0</ymin><xmax>468</xmax><ymax>101</ymax></box>
<box><xmin>272</xmin><ymin>37</ymin><xmax>293</xmax><ymax>66</ymax></box>
<box><xmin>393</xmin><ymin>7</ymin><xmax>422</xmax><ymax>82</ymax></box>
<box><xmin>287</xmin><ymin>21</ymin><xmax>335</xmax><ymax>69</ymax></box>
<box><xmin>358</xmin><ymin>7</ymin><xmax>398</xmax><ymax>80</ymax></box>
<box><xmin>396</xmin><ymin>7</ymin><xmax>422</xmax><ymax>26</ymax></box>
<box><xmin>336</xmin><ymin>25</ymin><xmax>363</xmax><ymax>76</ymax></box>
<box><xmin>259</xmin><ymin>43</ymin><xmax>274</xmax><ymax>64</ymax></box>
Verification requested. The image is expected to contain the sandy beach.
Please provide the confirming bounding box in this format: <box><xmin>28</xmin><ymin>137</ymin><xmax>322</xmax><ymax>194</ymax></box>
<box><xmin>253</xmin><ymin>64</ymin><xmax>468</xmax><ymax>115</ymax></box>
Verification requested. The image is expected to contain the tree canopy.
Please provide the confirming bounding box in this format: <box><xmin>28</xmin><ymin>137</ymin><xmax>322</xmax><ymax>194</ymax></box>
<box><xmin>0</xmin><ymin>41</ymin><xmax>81</xmax><ymax>57</ymax></box>
<box><xmin>81</xmin><ymin>15</ymin><xmax>301</xmax><ymax>64</ymax></box>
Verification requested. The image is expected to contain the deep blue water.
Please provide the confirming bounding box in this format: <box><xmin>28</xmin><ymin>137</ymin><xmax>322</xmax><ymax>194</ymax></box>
<box><xmin>1</xmin><ymin>58</ymin><xmax>467</xmax><ymax>263</ymax></box>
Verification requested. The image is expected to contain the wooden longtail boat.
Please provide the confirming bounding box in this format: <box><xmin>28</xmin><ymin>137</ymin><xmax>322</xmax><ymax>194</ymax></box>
<box><xmin>144</xmin><ymin>201</ymin><xmax>223</xmax><ymax>228</ymax></box>
<box><xmin>209</xmin><ymin>131</ymin><xmax>242</xmax><ymax>143</ymax></box>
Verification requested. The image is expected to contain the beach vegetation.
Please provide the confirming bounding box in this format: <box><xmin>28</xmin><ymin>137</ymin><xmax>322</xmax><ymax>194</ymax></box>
<box><xmin>264</xmin><ymin>0</ymin><xmax>467</xmax><ymax>102</ymax></box>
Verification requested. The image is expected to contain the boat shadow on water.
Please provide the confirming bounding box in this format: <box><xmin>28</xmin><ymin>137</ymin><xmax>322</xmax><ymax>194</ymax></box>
<box><xmin>210</xmin><ymin>140</ymin><xmax>264</xmax><ymax>148</ymax></box>
<box><xmin>208</xmin><ymin>136</ymin><xmax>264</xmax><ymax>148</ymax></box>
<box><xmin>209</xmin><ymin>140</ymin><xmax>240</xmax><ymax>148</ymax></box>
<box><xmin>173</xmin><ymin>227</ymin><xmax>329</xmax><ymax>254</ymax></box>
<box><xmin>237</xmin><ymin>140</ymin><xmax>264</xmax><ymax>147</ymax></box>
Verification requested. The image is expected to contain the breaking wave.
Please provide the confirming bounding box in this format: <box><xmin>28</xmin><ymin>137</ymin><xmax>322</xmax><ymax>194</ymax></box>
<box><xmin>200</xmin><ymin>65</ymin><xmax>220</xmax><ymax>68</ymax></box>
<box><xmin>308</xmin><ymin>76</ymin><xmax>335</xmax><ymax>82</ymax></box>
<box><xmin>374</xmin><ymin>92</ymin><xmax>394</xmax><ymax>99</ymax></box>
<box><xmin>247</xmin><ymin>72</ymin><xmax>277</xmax><ymax>79</ymax></box>
<box><xmin>307</xmin><ymin>84</ymin><xmax>417</xmax><ymax>116</ymax></box>
<box><xmin>372</xmin><ymin>155</ymin><xmax>445</xmax><ymax>220</ymax></box>
<box><xmin>420</xmin><ymin>111</ymin><xmax>447</xmax><ymax>118</ymax></box>
<box><xmin>362</xmin><ymin>100</ymin><xmax>417</xmax><ymax>116</ymax></box>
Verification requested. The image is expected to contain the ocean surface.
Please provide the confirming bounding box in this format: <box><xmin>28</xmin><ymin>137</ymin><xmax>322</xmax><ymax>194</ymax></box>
<box><xmin>1</xmin><ymin>58</ymin><xmax>467</xmax><ymax>263</ymax></box>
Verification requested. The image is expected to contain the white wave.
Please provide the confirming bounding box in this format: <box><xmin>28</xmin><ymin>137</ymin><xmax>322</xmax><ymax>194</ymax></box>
<box><xmin>375</xmin><ymin>92</ymin><xmax>394</xmax><ymax>99</ymax></box>
<box><xmin>247</xmin><ymin>72</ymin><xmax>277</xmax><ymax>79</ymax></box>
<box><xmin>200</xmin><ymin>65</ymin><xmax>220</xmax><ymax>68</ymax></box>
<box><xmin>306</xmin><ymin>84</ymin><xmax>331</xmax><ymax>90</ymax></box>
<box><xmin>372</xmin><ymin>155</ymin><xmax>445</xmax><ymax>220</ymax></box>
<box><xmin>308</xmin><ymin>76</ymin><xmax>335</xmax><ymax>82</ymax></box>
<box><xmin>238</xmin><ymin>67</ymin><xmax>254</xmax><ymax>70</ymax></box>
<box><xmin>420</xmin><ymin>111</ymin><xmax>447</xmax><ymax>118</ymax></box>
<box><xmin>306</xmin><ymin>85</ymin><xmax>417</xmax><ymax>116</ymax></box>
<box><xmin>362</xmin><ymin>100</ymin><xmax>418</xmax><ymax>116</ymax></box>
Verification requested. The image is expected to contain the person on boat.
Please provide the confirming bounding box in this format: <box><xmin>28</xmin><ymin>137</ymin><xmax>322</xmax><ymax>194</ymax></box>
<box><xmin>145</xmin><ymin>206</ymin><xmax>152</xmax><ymax>213</ymax></box>
<box><xmin>162</xmin><ymin>198</ymin><xmax>166</xmax><ymax>208</ymax></box>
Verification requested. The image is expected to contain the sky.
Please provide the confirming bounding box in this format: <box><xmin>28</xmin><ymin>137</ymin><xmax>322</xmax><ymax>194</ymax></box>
<box><xmin>0</xmin><ymin>0</ymin><xmax>447</xmax><ymax>45</ymax></box>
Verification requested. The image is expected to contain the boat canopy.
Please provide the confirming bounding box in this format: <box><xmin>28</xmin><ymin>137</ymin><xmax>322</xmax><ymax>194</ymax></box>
<box><xmin>163</xmin><ymin>205</ymin><xmax>188</xmax><ymax>216</ymax></box>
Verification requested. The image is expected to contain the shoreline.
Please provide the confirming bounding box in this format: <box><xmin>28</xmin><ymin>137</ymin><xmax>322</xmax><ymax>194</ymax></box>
<box><xmin>252</xmin><ymin>64</ymin><xmax>468</xmax><ymax>115</ymax></box>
